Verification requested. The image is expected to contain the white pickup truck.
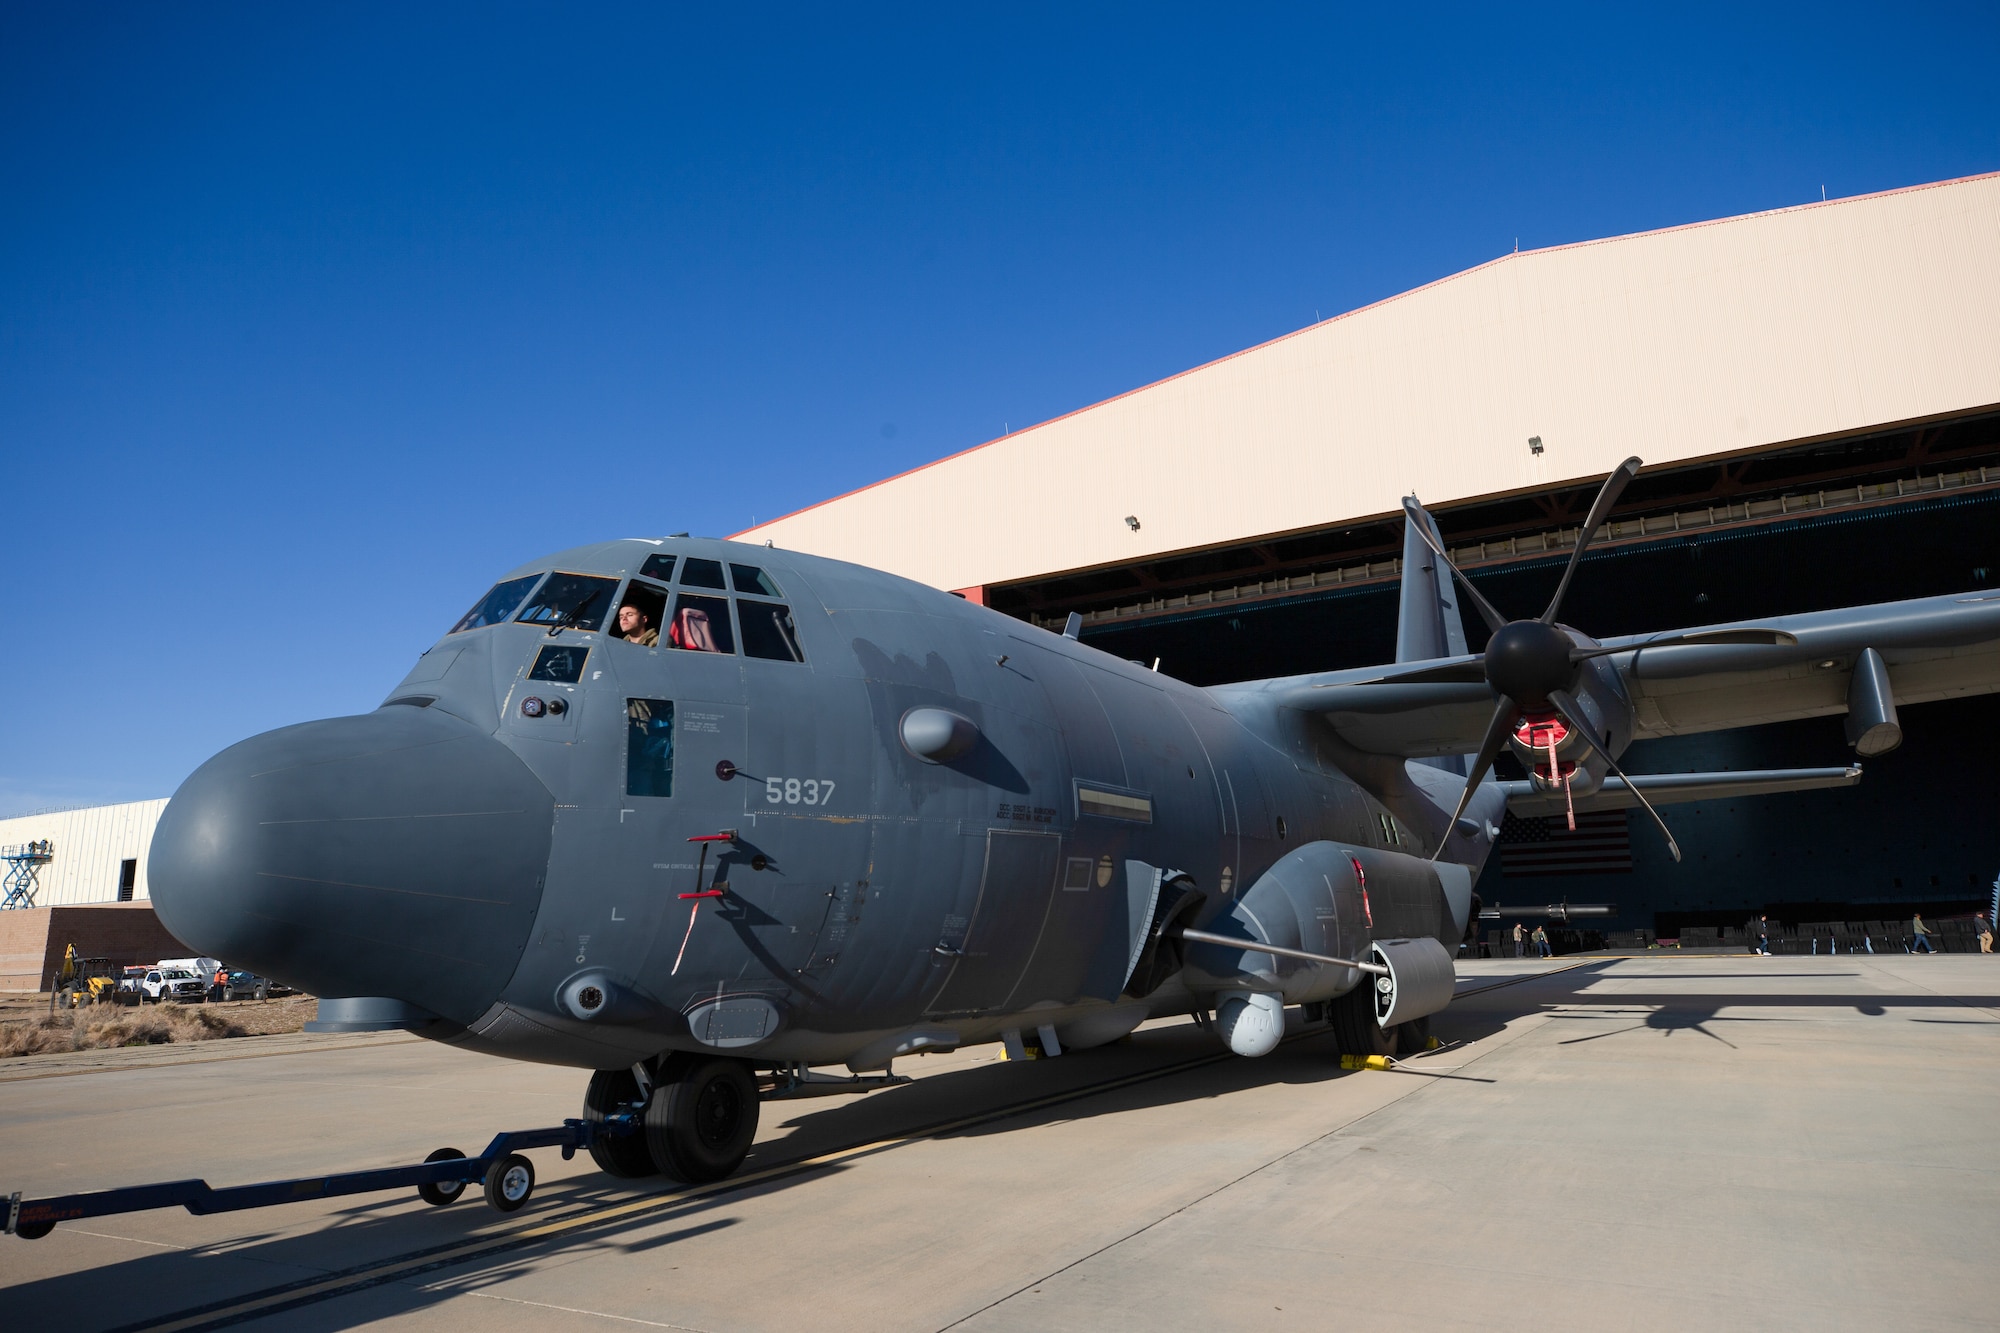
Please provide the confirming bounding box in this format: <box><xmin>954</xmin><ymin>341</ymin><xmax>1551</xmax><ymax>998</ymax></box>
<box><xmin>137</xmin><ymin>967</ymin><xmax>207</xmax><ymax>1003</ymax></box>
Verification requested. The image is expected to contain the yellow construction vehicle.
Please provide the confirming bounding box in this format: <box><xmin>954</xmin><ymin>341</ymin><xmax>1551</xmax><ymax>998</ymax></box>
<box><xmin>49</xmin><ymin>945</ymin><xmax>119</xmax><ymax>1009</ymax></box>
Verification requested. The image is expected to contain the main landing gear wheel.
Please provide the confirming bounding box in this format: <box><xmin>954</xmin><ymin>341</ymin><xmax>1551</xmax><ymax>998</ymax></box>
<box><xmin>583</xmin><ymin>1069</ymin><xmax>659</xmax><ymax>1178</ymax></box>
<box><xmin>417</xmin><ymin>1147</ymin><xmax>468</xmax><ymax>1206</ymax></box>
<box><xmin>13</xmin><ymin>1217</ymin><xmax>54</xmax><ymax>1240</ymax></box>
<box><xmin>1330</xmin><ymin>981</ymin><xmax>1398</xmax><ymax>1060</ymax></box>
<box><xmin>483</xmin><ymin>1153</ymin><xmax>536</xmax><ymax>1212</ymax></box>
<box><xmin>644</xmin><ymin>1056</ymin><xmax>759</xmax><ymax>1183</ymax></box>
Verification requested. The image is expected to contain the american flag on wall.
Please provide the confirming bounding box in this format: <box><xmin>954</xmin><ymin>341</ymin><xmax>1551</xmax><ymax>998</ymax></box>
<box><xmin>1497</xmin><ymin>810</ymin><xmax>1633</xmax><ymax>876</ymax></box>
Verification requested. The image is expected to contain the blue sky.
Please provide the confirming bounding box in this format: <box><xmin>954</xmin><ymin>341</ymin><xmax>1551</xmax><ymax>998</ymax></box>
<box><xmin>2</xmin><ymin>3</ymin><xmax>1996</xmax><ymax>813</ymax></box>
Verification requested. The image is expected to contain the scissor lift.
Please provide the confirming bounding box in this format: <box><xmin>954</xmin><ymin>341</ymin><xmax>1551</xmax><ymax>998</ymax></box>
<box><xmin>1</xmin><ymin>840</ymin><xmax>54</xmax><ymax>911</ymax></box>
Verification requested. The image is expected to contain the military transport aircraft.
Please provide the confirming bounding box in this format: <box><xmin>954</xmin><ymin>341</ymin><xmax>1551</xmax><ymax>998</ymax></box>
<box><xmin>149</xmin><ymin>458</ymin><xmax>2000</xmax><ymax>1185</ymax></box>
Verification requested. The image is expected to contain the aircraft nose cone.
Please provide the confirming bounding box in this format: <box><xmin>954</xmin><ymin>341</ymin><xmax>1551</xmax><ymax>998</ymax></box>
<box><xmin>149</xmin><ymin>706</ymin><xmax>555</xmax><ymax>1026</ymax></box>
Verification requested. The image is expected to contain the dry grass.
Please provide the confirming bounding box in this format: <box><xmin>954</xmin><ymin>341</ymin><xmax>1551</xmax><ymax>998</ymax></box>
<box><xmin>0</xmin><ymin>995</ymin><xmax>318</xmax><ymax>1058</ymax></box>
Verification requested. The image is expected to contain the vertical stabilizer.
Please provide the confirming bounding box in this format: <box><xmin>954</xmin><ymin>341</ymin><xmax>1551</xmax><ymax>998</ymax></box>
<box><xmin>1396</xmin><ymin>497</ymin><xmax>1468</xmax><ymax>663</ymax></box>
<box><xmin>1398</xmin><ymin>497</ymin><xmax>1470</xmax><ymax>776</ymax></box>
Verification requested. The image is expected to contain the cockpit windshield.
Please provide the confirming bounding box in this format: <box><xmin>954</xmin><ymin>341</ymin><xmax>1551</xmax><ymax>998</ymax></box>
<box><xmin>514</xmin><ymin>573</ymin><xmax>621</xmax><ymax>633</ymax></box>
<box><xmin>450</xmin><ymin>574</ymin><xmax>544</xmax><ymax>634</ymax></box>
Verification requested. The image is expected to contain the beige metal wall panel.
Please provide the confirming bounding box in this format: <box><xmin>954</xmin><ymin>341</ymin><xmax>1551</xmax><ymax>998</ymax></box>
<box><xmin>737</xmin><ymin>173</ymin><xmax>2000</xmax><ymax>591</ymax></box>
<box><xmin>0</xmin><ymin>799</ymin><xmax>170</xmax><ymax>907</ymax></box>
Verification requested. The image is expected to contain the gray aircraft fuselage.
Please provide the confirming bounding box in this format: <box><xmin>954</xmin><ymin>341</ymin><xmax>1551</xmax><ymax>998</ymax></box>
<box><xmin>149</xmin><ymin>537</ymin><xmax>1487</xmax><ymax>1072</ymax></box>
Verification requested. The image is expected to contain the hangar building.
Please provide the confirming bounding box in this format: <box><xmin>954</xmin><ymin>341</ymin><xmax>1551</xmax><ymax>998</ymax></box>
<box><xmin>739</xmin><ymin>172</ymin><xmax>2000</xmax><ymax>936</ymax></box>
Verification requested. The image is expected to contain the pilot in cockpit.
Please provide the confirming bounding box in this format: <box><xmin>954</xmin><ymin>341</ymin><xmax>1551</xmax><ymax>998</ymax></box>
<box><xmin>615</xmin><ymin>603</ymin><xmax>658</xmax><ymax>646</ymax></box>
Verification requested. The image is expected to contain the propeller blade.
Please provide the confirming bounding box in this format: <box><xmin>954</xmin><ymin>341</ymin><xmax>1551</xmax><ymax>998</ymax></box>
<box><xmin>1431</xmin><ymin>697</ymin><xmax>1520</xmax><ymax>860</ymax></box>
<box><xmin>1540</xmin><ymin>456</ymin><xmax>1642</xmax><ymax>624</ymax></box>
<box><xmin>1547</xmin><ymin>689</ymin><xmax>1682</xmax><ymax>863</ymax></box>
<box><xmin>1401</xmin><ymin>496</ymin><xmax>1510</xmax><ymax>636</ymax></box>
<box><xmin>1568</xmin><ymin>627</ymin><xmax>1799</xmax><ymax>661</ymax></box>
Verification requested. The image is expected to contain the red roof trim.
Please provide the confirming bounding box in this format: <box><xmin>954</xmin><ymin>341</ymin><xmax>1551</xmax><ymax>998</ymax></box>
<box><xmin>731</xmin><ymin>170</ymin><xmax>2000</xmax><ymax>540</ymax></box>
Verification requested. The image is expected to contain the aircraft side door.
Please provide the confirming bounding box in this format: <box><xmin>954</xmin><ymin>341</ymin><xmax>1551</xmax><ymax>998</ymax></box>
<box><xmin>924</xmin><ymin>827</ymin><xmax>1063</xmax><ymax>1015</ymax></box>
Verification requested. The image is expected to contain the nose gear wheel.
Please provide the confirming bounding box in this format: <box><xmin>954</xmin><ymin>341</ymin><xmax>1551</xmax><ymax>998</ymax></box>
<box><xmin>583</xmin><ymin>1069</ymin><xmax>660</xmax><ymax>1178</ymax></box>
<box><xmin>644</xmin><ymin>1056</ymin><xmax>759</xmax><ymax>1183</ymax></box>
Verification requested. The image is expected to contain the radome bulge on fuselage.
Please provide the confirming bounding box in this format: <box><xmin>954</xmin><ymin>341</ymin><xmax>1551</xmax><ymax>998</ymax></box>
<box><xmin>149</xmin><ymin>537</ymin><xmax>1472</xmax><ymax>1075</ymax></box>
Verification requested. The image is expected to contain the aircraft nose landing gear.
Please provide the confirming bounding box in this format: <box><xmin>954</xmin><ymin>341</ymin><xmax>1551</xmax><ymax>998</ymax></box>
<box><xmin>644</xmin><ymin>1056</ymin><xmax>759</xmax><ymax>1183</ymax></box>
<box><xmin>583</xmin><ymin>1069</ymin><xmax>661</xmax><ymax>1179</ymax></box>
<box><xmin>581</xmin><ymin>1055</ymin><xmax>761</xmax><ymax>1185</ymax></box>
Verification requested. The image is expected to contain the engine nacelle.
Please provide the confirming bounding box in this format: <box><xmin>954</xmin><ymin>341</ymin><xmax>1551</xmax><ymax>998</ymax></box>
<box><xmin>1181</xmin><ymin>840</ymin><xmax>1469</xmax><ymax>1004</ymax></box>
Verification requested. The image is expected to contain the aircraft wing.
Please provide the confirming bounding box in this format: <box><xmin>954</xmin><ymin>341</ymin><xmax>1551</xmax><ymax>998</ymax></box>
<box><xmin>1282</xmin><ymin>589</ymin><xmax>2000</xmax><ymax>757</ymax></box>
<box><xmin>1607</xmin><ymin>591</ymin><xmax>2000</xmax><ymax>740</ymax></box>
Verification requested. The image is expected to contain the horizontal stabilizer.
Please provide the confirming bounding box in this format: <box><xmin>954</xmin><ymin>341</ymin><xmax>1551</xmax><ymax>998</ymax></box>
<box><xmin>1498</xmin><ymin>765</ymin><xmax>1861</xmax><ymax>816</ymax></box>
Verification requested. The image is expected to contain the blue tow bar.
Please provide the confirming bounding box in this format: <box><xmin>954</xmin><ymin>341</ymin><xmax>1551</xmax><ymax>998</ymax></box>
<box><xmin>3</xmin><ymin>1113</ymin><xmax>642</xmax><ymax>1240</ymax></box>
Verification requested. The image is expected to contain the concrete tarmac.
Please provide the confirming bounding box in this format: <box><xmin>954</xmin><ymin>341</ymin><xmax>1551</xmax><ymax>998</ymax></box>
<box><xmin>1</xmin><ymin>954</ymin><xmax>1995</xmax><ymax>1331</ymax></box>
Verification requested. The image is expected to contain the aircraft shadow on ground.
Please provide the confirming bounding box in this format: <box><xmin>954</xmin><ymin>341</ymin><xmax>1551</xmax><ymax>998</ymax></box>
<box><xmin>1</xmin><ymin>1022</ymin><xmax>1470</xmax><ymax>1331</ymax></box>
<box><xmin>1540</xmin><ymin>991</ymin><xmax>2000</xmax><ymax>1013</ymax></box>
<box><xmin>17</xmin><ymin>966</ymin><xmax>1988</xmax><ymax>1330</ymax></box>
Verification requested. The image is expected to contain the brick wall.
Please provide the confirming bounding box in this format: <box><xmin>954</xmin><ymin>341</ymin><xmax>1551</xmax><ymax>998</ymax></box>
<box><xmin>0</xmin><ymin>905</ymin><xmax>192</xmax><ymax>991</ymax></box>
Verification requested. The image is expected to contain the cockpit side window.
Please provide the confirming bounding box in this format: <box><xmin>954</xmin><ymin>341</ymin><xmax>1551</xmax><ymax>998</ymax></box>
<box><xmin>514</xmin><ymin>573</ymin><xmax>620</xmax><ymax>633</ymax></box>
<box><xmin>668</xmin><ymin>593</ymin><xmax>735</xmax><ymax>654</ymax></box>
<box><xmin>729</xmin><ymin>564</ymin><xmax>782</xmax><ymax>597</ymax></box>
<box><xmin>614</xmin><ymin>579</ymin><xmax>668</xmax><ymax>647</ymax></box>
<box><xmin>679</xmin><ymin>557</ymin><xmax>728</xmax><ymax>590</ymax></box>
<box><xmin>738</xmin><ymin>600</ymin><xmax>806</xmax><ymax>663</ymax></box>
<box><xmin>639</xmin><ymin>554</ymin><xmax>677</xmax><ymax>583</ymax></box>
<box><xmin>626</xmin><ymin>699</ymin><xmax>674</xmax><ymax>797</ymax></box>
<box><xmin>529</xmin><ymin>643</ymin><xmax>589</xmax><ymax>682</ymax></box>
<box><xmin>451</xmin><ymin>574</ymin><xmax>543</xmax><ymax>633</ymax></box>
